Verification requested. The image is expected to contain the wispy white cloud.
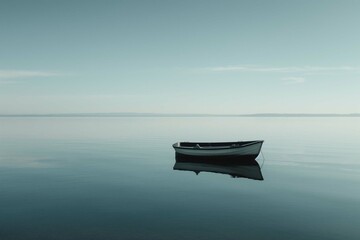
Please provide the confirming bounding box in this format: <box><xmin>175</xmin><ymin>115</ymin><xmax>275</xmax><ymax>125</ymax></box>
<box><xmin>0</xmin><ymin>70</ymin><xmax>58</xmax><ymax>79</ymax></box>
<box><xmin>205</xmin><ymin>65</ymin><xmax>360</xmax><ymax>73</ymax></box>
<box><xmin>282</xmin><ymin>77</ymin><xmax>305</xmax><ymax>84</ymax></box>
<box><xmin>0</xmin><ymin>79</ymin><xmax>18</xmax><ymax>84</ymax></box>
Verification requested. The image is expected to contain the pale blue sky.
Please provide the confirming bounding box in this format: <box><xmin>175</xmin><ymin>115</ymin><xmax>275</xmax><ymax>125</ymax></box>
<box><xmin>0</xmin><ymin>0</ymin><xmax>359</xmax><ymax>114</ymax></box>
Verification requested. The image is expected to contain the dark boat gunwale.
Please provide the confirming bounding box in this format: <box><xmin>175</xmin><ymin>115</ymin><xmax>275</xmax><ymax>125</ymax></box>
<box><xmin>173</xmin><ymin>140</ymin><xmax>263</xmax><ymax>150</ymax></box>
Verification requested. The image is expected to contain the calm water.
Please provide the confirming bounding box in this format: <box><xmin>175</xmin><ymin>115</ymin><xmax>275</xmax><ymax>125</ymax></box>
<box><xmin>0</xmin><ymin>117</ymin><xmax>359</xmax><ymax>240</ymax></box>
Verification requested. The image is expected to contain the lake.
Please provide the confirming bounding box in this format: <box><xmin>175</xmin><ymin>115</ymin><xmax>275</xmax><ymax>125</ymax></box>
<box><xmin>0</xmin><ymin>117</ymin><xmax>359</xmax><ymax>240</ymax></box>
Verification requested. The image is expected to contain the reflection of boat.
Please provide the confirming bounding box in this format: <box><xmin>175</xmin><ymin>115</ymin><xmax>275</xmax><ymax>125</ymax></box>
<box><xmin>174</xmin><ymin>155</ymin><xmax>264</xmax><ymax>180</ymax></box>
<box><xmin>172</xmin><ymin>140</ymin><xmax>264</xmax><ymax>158</ymax></box>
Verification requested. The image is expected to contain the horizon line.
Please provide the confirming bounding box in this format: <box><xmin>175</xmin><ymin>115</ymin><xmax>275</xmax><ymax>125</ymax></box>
<box><xmin>0</xmin><ymin>112</ymin><xmax>359</xmax><ymax>117</ymax></box>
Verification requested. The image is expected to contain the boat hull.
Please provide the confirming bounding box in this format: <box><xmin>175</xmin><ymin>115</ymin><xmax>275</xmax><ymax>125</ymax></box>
<box><xmin>173</xmin><ymin>141</ymin><xmax>263</xmax><ymax>158</ymax></box>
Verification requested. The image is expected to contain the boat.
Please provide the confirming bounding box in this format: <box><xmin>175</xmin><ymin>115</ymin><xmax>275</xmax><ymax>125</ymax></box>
<box><xmin>174</xmin><ymin>155</ymin><xmax>263</xmax><ymax>180</ymax></box>
<box><xmin>172</xmin><ymin>140</ymin><xmax>264</xmax><ymax>158</ymax></box>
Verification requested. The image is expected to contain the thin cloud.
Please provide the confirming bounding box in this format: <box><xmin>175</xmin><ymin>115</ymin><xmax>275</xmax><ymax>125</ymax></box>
<box><xmin>282</xmin><ymin>77</ymin><xmax>305</xmax><ymax>84</ymax></box>
<box><xmin>205</xmin><ymin>65</ymin><xmax>360</xmax><ymax>73</ymax></box>
<box><xmin>0</xmin><ymin>70</ymin><xmax>59</xmax><ymax>79</ymax></box>
<box><xmin>0</xmin><ymin>80</ymin><xmax>18</xmax><ymax>84</ymax></box>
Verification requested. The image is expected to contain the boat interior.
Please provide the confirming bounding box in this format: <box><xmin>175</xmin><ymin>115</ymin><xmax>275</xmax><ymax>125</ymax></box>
<box><xmin>178</xmin><ymin>141</ymin><xmax>260</xmax><ymax>148</ymax></box>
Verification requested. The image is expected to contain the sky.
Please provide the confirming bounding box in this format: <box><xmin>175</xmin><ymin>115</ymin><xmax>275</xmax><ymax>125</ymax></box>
<box><xmin>0</xmin><ymin>0</ymin><xmax>359</xmax><ymax>114</ymax></box>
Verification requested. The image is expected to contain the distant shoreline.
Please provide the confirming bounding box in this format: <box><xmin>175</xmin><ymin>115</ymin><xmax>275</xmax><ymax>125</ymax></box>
<box><xmin>0</xmin><ymin>113</ymin><xmax>359</xmax><ymax>117</ymax></box>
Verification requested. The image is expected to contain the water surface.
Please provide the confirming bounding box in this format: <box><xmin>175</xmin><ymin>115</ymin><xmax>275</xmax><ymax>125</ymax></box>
<box><xmin>0</xmin><ymin>117</ymin><xmax>359</xmax><ymax>239</ymax></box>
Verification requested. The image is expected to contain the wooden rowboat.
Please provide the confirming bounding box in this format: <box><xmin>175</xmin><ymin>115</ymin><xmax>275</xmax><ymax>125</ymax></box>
<box><xmin>172</xmin><ymin>140</ymin><xmax>264</xmax><ymax>158</ymax></box>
